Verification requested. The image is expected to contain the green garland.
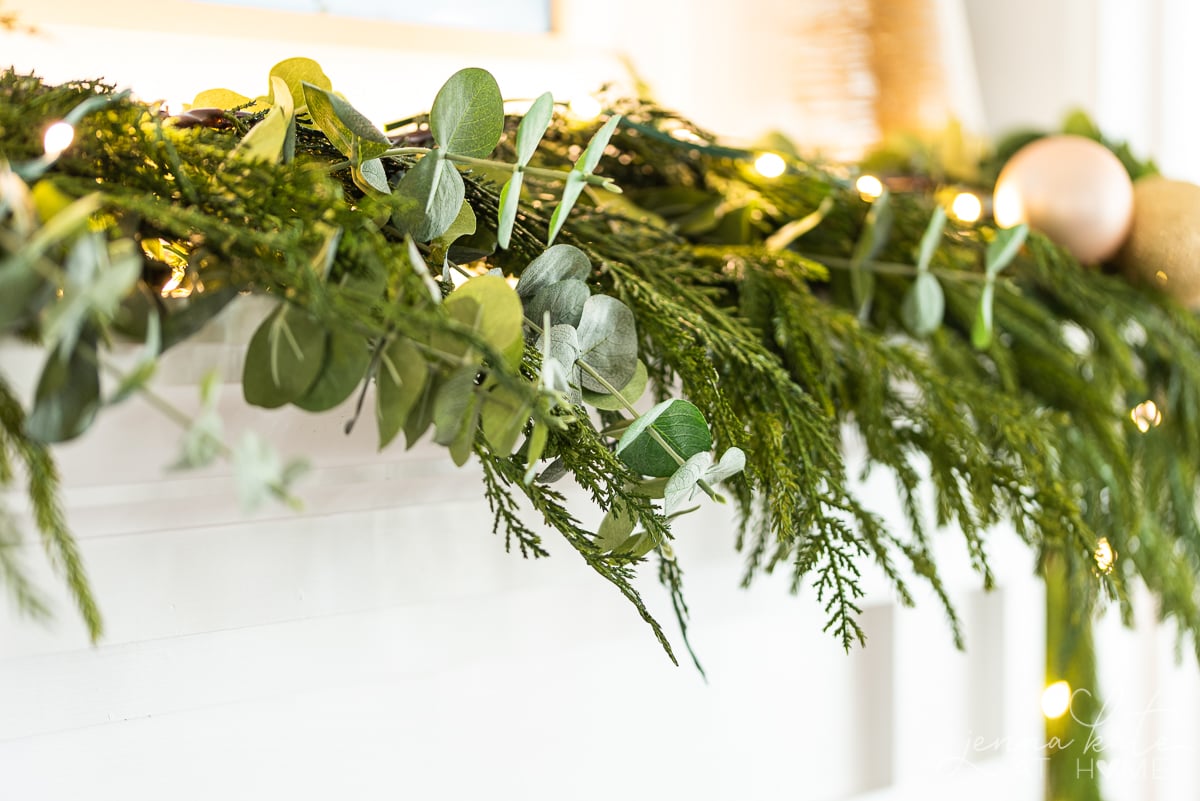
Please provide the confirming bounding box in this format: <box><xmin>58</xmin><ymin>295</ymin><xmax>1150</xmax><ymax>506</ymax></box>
<box><xmin>2</xmin><ymin>60</ymin><xmax>1199</xmax><ymax>674</ymax></box>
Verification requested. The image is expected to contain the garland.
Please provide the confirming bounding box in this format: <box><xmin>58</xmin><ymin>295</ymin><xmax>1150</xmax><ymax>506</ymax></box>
<box><xmin>2</xmin><ymin>60</ymin><xmax>1199</xmax><ymax>676</ymax></box>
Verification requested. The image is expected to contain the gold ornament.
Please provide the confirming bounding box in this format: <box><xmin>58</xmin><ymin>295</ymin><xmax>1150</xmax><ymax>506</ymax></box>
<box><xmin>1114</xmin><ymin>176</ymin><xmax>1200</xmax><ymax>308</ymax></box>
<box><xmin>993</xmin><ymin>135</ymin><xmax>1134</xmax><ymax>264</ymax></box>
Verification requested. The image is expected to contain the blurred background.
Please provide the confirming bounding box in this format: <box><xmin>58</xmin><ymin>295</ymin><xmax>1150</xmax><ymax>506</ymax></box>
<box><xmin>2</xmin><ymin>1</ymin><xmax>1199</xmax><ymax>799</ymax></box>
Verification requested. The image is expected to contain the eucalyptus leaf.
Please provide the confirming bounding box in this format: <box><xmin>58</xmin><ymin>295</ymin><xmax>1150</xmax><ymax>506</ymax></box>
<box><xmin>496</xmin><ymin>170</ymin><xmax>523</xmax><ymax>250</ymax></box>
<box><xmin>405</xmin><ymin>236</ymin><xmax>444</xmax><ymax>304</ymax></box>
<box><xmin>901</xmin><ymin>271</ymin><xmax>945</xmax><ymax>338</ymax></box>
<box><xmin>526</xmin><ymin>278</ymin><xmax>588</xmax><ymax>329</ymax></box>
<box><xmin>515</xmin><ymin>92</ymin><xmax>555</xmax><ymax>165</ymax></box>
<box><xmin>516</xmin><ymin>244</ymin><xmax>591</xmax><ymax>300</ymax></box>
<box><xmin>985</xmin><ymin>223</ymin><xmax>1029</xmax><ymax>277</ymax></box>
<box><xmin>269</xmin><ymin>57</ymin><xmax>331</xmax><ymax>109</ymax></box>
<box><xmin>616</xmin><ymin>399</ymin><xmax>713</xmax><ymax>478</ymax></box>
<box><xmin>431</xmin><ymin>200</ymin><xmax>477</xmax><ymax>264</ymax></box>
<box><xmin>576</xmin><ymin>294</ymin><xmax>638</xmax><ymax>393</ymax></box>
<box><xmin>430</xmin><ymin>68</ymin><xmax>504</xmax><ymax>158</ymax></box>
<box><xmin>972</xmin><ymin>280</ymin><xmax>996</xmax><ymax>350</ymax></box>
<box><xmin>190</xmin><ymin>88</ymin><xmax>258</xmax><ymax>111</ymax></box>
<box><xmin>595</xmin><ymin>505</ymin><xmax>637</xmax><ymax>552</ymax></box>
<box><xmin>376</xmin><ymin>336</ymin><xmax>429</xmax><ymax>450</ymax></box>
<box><xmin>403</xmin><ymin>367</ymin><xmax>439</xmax><ymax>449</ymax></box>
<box><xmin>443</xmin><ymin>274</ymin><xmax>526</xmax><ymax>369</ymax></box>
<box><xmin>301</xmin><ymin>82</ymin><xmax>391</xmax><ymax>162</ymax></box>
<box><xmin>354</xmin><ymin>158</ymin><xmax>390</xmax><ymax>195</ymax></box>
<box><xmin>849</xmin><ymin>189</ymin><xmax>892</xmax><ymax>320</ymax></box>
<box><xmin>479</xmin><ymin>377</ymin><xmax>532</xmax><ymax>456</ymax></box>
<box><xmin>916</xmin><ymin>206</ymin><xmax>947</xmax><ymax>273</ymax></box>
<box><xmin>24</xmin><ymin>330</ymin><xmax>101</xmax><ymax>444</ymax></box>
<box><xmin>523</xmin><ymin>420</ymin><xmax>548</xmax><ymax>483</ymax></box>
<box><xmin>537</xmin><ymin>323</ymin><xmax>581</xmax><ymax>402</ymax></box>
<box><xmin>612</xmin><ymin>531</ymin><xmax>657</xmax><ymax>559</ymax></box>
<box><xmin>393</xmin><ymin>154</ymin><xmax>465</xmax><ymax>242</ymax></box>
<box><xmin>664</xmin><ymin>452</ymin><xmax>710</xmax><ymax>517</ymax></box>
<box><xmin>581</xmin><ymin>359</ymin><xmax>647</xmax><ymax>411</ymax></box>
<box><xmin>433</xmin><ymin>365</ymin><xmax>480</xmax><ymax>447</ymax></box>
<box><xmin>232</xmin><ymin>431</ymin><xmax>309</xmax><ymax>513</ymax></box>
<box><xmin>294</xmin><ymin>327</ymin><xmax>370</xmax><ymax>412</ymax></box>
<box><xmin>43</xmin><ymin>234</ymin><xmax>141</xmax><ymax>356</ymax></box>
<box><xmin>242</xmin><ymin>303</ymin><xmax>327</xmax><ymax>408</ymax></box>
<box><xmin>579</xmin><ymin>114</ymin><xmax>621</xmax><ymax>174</ymax></box>
<box><xmin>546</xmin><ymin>171</ymin><xmax>586</xmax><ymax>246</ymax></box>
<box><xmin>230</xmin><ymin>76</ymin><xmax>293</xmax><ymax>164</ymax></box>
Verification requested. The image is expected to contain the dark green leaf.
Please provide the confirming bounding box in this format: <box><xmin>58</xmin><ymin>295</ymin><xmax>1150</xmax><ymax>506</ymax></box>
<box><xmin>294</xmin><ymin>327</ymin><xmax>370</xmax><ymax>412</ymax></box>
<box><xmin>377</xmin><ymin>336</ymin><xmax>429</xmax><ymax>450</ymax></box>
<box><xmin>616</xmin><ymin>399</ymin><xmax>712</xmax><ymax>478</ymax></box>
<box><xmin>25</xmin><ymin>329</ymin><xmax>101</xmax><ymax>444</ymax></box>
<box><xmin>430</xmin><ymin>67</ymin><xmax>504</xmax><ymax>158</ymax></box>
<box><xmin>403</xmin><ymin>367</ymin><xmax>439</xmax><ymax>449</ymax></box>
<box><xmin>242</xmin><ymin>304</ymin><xmax>327</xmax><ymax>408</ymax></box>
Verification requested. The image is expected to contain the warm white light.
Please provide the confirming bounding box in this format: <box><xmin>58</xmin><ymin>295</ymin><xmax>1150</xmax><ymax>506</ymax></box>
<box><xmin>753</xmin><ymin>152</ymin><xmax>787</xmax><ymax>179</ymax></box>
<box><xmin>1041</xmin><ymin>681</ymin><xmax>1072</xmax><ymax>719</ymax></box>
<box><xmin>1094</xmin><ymin>538</ymin><xmax>1116</xmax><ymax>575</ymax></box>
<box><xmin>669</xmin><ymin>128</ymin><xmax>706</xmax><ymax>145</ymax></box>
<box><xmin>568</xmin><ymin>95</ymin><xmax>602</xmax><ymax>121</ymax></box>
<box><xmin>993</xmin><ymin>182</ymin><xmax>1024</xmax><ymax>228</ymax></box>
<box><xmin>951</xmin><ymin>192</ymin><xmax>983</xmax><ymax>223</ymax></box>
<box><xmin>1130</xmin><ymin>399</ymin><xmax>1163</xmax><ymax>433</ymax></box>
<box><xmin>42</xmin><ymin>121</ymin><xmax>75</xmax><ymax>158</ymax></box>
<box><xmin>855</xmin><ymin>174</ymin><xmax>884</xmax><ymax>200</ymax></box>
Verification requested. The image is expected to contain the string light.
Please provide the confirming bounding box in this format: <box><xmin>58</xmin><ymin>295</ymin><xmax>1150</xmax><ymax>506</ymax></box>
<box><xmin>568</xmin><ymin>95</ymin><xmax>602</xmax><ymax>121</ymax></box>
<box><xmin>950</xmin><ymin>191</ymin><xmax>983</xmax><ymax>223</ymax></box>
<box><xmin>753</xmin><ymin>152</ymin><xmax>786</xmax><ymax>179</ymax></box>
<box><xmin>1093</xmin><ymin>538</ymin><xmax>1116</xmax><ymax>575</ymax></box>
<box><xmin>1130</xmin><ymin>399</ymin><xmax>1163</xmax><ymax>433</ymax></box>
<box><xmin>42</xmin><ymin>122</ymin><xmax>76</xmax><ymax>158</ymax></box>
<box><xmin>993</xmin><ymin>183</ymin><xmax>1024</xmax><ymax>228</ymax></box>
<box><xmin>855</xmin><ymin>174</ymin><xmax>884</xmax><ymax>200</ymax></box>
<box><xmin>1041</xmin><ymin>680</ymin><xmax>1072</xmax><ymax>719</ymax></box>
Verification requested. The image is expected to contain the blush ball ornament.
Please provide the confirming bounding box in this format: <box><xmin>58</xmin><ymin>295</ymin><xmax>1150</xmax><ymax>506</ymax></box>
<box><xmin>992</xmin><ymin>134</ymin><xmax>1134</xmax><ymax>264</ymax></box>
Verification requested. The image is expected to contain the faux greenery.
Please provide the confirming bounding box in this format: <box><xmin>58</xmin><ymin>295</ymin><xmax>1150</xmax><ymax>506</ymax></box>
<box><xmin>3</xmin><ymin>60</ymin><xmax>1199</xmax><ymax>677</ymax></box>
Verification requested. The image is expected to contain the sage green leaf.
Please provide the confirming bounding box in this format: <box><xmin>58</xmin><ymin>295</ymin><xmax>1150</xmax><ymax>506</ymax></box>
<box><xmin>403</xmin><ymin>367</ymin><xmax>439</xmax><ymax>449</ymax></box>
<box><xmin>443</xmin><ymin>274</ymin><xmax>525</xmax><ymax>369</ymax></box>
<box><xmin>526</xmin><ymin>278</ymin><xmax>588</xmax><ymax>329</ymax></box>
<box><xmin>516</xmin><ymin>244</ymin><xmax>591</xmax><ymax>300</ymax></box>
<box><xmin>294</xmin><ymin>327</ymin><xmax>370</xmax><ymax>412</ymax></box>
<box><xmin>613</xmin><ymin>531</ymin><xmax>657</xmax><ymax>559</ymax></box>
<box><xmin>43</xmin><ymin>235</ymin><xmax>141</xmax><ymax>356</ymax></box>
<box><xmin>269</xmin><ymin>57</ymin><xmax>331</xmax><ymax>109</ymax></box>
<box><xmin>986</xmin><ymin>223</ymin><xmax>1029</xmax><ymax>277</ymax></box>
<box><xmin>523</xmin><ymin>420</ymin><xmax>548</xmax><ymax>483</ymax></box>
<box><xmin>901</xmin><ymin>271</ymin><xmax>945</xmax><ymax>338</ymax></box>
<box><xmin>231</xmin><ymin>76</ymin><xmax>293</xmax><ymax>164</ymax></box>
<box><xmin>546</xmin><ymin>171</ymin><xmax>586</xmax><ymax>246</ymax></box>
<box><xmin>25</xmin><ymin>329</ymin><xmax>101</xmax><ymax>444</ymax></box>
<box><xmin>616</xmin><ymin>398</ymin><xmax>713</xmax><ymax>478</ymax></box>
<box><xmin>972</xmin><ymin>280</ymin><xmax>996</xmax><ymax>350</ymax></box>
<box><xmin>301</xmin><ymin>82</ymin><xmax>390</xmax><ymax>162</ymax></box>
<box><xmin>576</xmin><ymin>294</ymin><xmax>638</xmax><ymax>393</ymax></box>
<box><xmin>232</xmin><ymin>431</ymin><xmax>309</xmax><ymax>513</ymax></box>
<box><xmin>161</xmin><ymin>285</ymin><xmax>239</xmax><ymax>349</ymax></box>
<box><xmin>849</xmin><ymin>189</ymin><xmax>892</xmax><ymax>321</ymax></box>
<box><xmin>916</xmin><ymin>205</ymin><xmax>947</xmax><ymax>273</ymax></box>
<box><xmin>706</xmin><ymin>446</ymin><xmax>746</xmax><ymax>484</ymax></box>
<box><xmin>172</xmin><ymin>371</ymin><xmax>223</xmax><ymax>470</ymax></box>
<box><xmin>354</xmin><ymin>158</ymin><xmax>390</xmax><ymax>195</ymax></box>
<box><xmin>405</xmin><ymin>236</ymin><xmax>444</xmax><ymax>304</ymax></box>
<box><xmin>496</xmin><ymin>169</ymin><xmax>523</xmax><ymax>250</ymax></box>
<box><xmin>433</xmin><ymin>365</ymin><xmax>479</xmax><ymax>446</ymax></box>
<box><xmin>2</xmin><ymin>192</ymin><xmax>102</xmax><ymax>324</ymax></box>
<box><xmin>516</xmin><ymin>92</ymin><xmax>555</xmax><ymax>165</ymax></box>
<box><xmin>242</xmin><ymin>304</ymin><xmax>327</xmax><ymax>408</ymax></box>
<box><xmin>393</xmin><ymin>154</ymin><xmax>465</xmax><ymax>242</ymax></box>
<box><xmin>109</xmin><ymin>311</ymin><xmax>160</xmax><ymax>405</ymax></box>
<box><xmin>430</xmin><ymin>67</ymin><xmax>504</xmax><ymax>158</ymax></box>
<box><xmin>765</xmin><ymin>195</ymin><xmax>834</xmax><ymax>252</ymax></box>
<box><xmin>582</xmin><ymin>358</ymin><xmax>647</xmax><ymax>411</ymax></box>
<box><xmin>376</xmin><ymin>336</ymin><xmax>428</xmax><ymax>450</ymax></box>
<box><xmin>480</xmin><ymin>377</ymin><xmax>531</xmax><ymax>456</ymax></box>
<box><xmin>595</xmin><ymin>504</ymin><xmax>636</xmax><ymax>551</ymax></box>
<box><xmin>431</xmin><ymin>199</ymin><xmax>477</xmax><ymax>264</ymax></box>
<box><xmin>537</xmin><ymin>322</ymin><xmax>580</xmax><ymax>393</ymax></box>
<box><xmin>664</xmin><ymin>452</ymin><xmax>711</xmax><ymax>517</ymax></box>
<box><xmin>0</xmin><ymin>261</ymin><xmax>47</xmax><ymax>330</ymax></box>
<box><xmin>579</xmin><ymin>114</ymin><xmax>621</xmax><ymax>174</ymax></box>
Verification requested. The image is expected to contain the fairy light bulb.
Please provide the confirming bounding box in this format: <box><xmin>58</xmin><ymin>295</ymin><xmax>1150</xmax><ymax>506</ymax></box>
<box><xmin>1041</xmin><ymin>680</ymin><xmax>1072</xmax><ymax>719</ymax></box>
<box><xmin>43</xmin><ymin>121</ymin><xmax>76</xmax><ymax>158</ymax></box>
<box><xmin>951</xmin><ymin>191</ymin><xmax>983</xmax><ymax>223</ymax></box>
<box><xmin>855</xmin><ymin>174</ymin><xmax>884</xmax><ymax>200</ymax></box>
<box><xmin>753</xmin><ymin>152</ymin><xmax>786</xmax><ymax>179</ymax></box>
<box><xmin>568</xmin><ymin>95</ymin><xmax>602</xmax><ymax>121</ymax></box>
<box><xmin>993</xmin><ymin>182</ymin><xmax>1024</xmax><ymax>228</ymax></box>
<box><xmin>1093</xmin><ymin>538</ymin><xmax>1116</xmax><ymax>575</ymax></box>
<box><xmin>1130</xmin><ymin>399</ymin><xmax>1163</xmax><ymax>433</ymax></box>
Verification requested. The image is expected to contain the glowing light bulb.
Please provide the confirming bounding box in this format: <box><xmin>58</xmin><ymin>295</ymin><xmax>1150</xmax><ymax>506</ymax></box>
<box><xmin>993</xmin><ymin>182</ymin><xmax>1024</xmax><ymax>228</ymax></box>
<box><xmin>754</xmin><ymin>152</ymin><xmax>787</xmax><ymax>179</ymax></box>
<box><xmin>1130</xmin><ymin>399</ymin><xmax>1163</xmax><ymax>433</ymax></box>
<box><xmin>951</xmin><ymin>192</ymin><xmax>983</xmax><ymax>223</ymax></box>
<box><xmin>855</xmin><ymin>174</ymin><xmax>884</xmax><ymax>200</ymax></box>
<box><xmin>42</xmin><ymin>121</ymin><xmax>75</xmax><ymax>158</ymax></box>
<box><xmin>1093</xmin><ymin>538</ymin><xmax>1116</xmax><ymax>574</ymax></box>
<box><xmin>568</xmin><ymin>95</ymin><xmax>602</xmax><ymax>121</ymax></box>
<box><xmin>1041</xmin><ymin>680</ymin><xmax>1072</xmax><ymax>719</ymax></box>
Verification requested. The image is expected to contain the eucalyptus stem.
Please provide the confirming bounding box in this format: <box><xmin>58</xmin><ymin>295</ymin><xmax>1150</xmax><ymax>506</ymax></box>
<box><xmin>327</xmin><ymin>147</ymin><xmax>620</xmax><ymax>191</ymax></box>
<box><xmin>802</xmin><ymin>253</ymin><xmax>991</xmax><ymax>283</ymax></box>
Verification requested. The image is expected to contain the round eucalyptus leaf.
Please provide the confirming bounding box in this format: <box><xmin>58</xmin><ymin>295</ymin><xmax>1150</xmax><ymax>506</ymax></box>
<box><xmin>516</xmin><ymin>244</ymin><xmax>591</xmax><ymax>300</ymax></box>
<box><xmin>430</xmin><ymin>67</ymin><xmax>504</xmax><ymax>158</ymax></box>
<box><xmin>582</xmin><ymin>359</ymin><xmax>648</xmax><ymax>411</ymax></box>
<box><xmin>242</xmin><ymin>304</ymin><xmax>327</xmax><ymax>409</ymax></box>
<box><xmin>900</xmin><ymin>271</ymin><xmax>945</xmax><ymax>338</ymax></box>
<box><xmin>444</xmin><ymin>274</ymin><xmax>526</xmax><ymax>369</ymax></box>
<box><xmin>377</xmin><ymin>336</ymin><xmax>429</xmax><ymax>450</ymax></box>
<box><xmin>576</xmin><ymin>294</ymin><xmax>638</xmax><ymax>393</ymax></box>
<box><xmin>393</xmin><ymin>154</ymin><xmax>466</xmax><ymax>242</ymax></box>
<box><xmin>616</xmin><ymin>399</ymin><xmax>712</xmax><ymax>478</ymax></box>
<box><xmin>526</xmin><ymin>279</ymin><xmax>588</xmax><ymax>329</ymax></box>
<box><xmin>294</xmin><ymin>327</ymin><xmax>370</xmax><ymax>412</ymax></box>
<box><xmin>24</xmin><ymin>332</ymin><xmax>101</xmax><ymax>444</ymax></box>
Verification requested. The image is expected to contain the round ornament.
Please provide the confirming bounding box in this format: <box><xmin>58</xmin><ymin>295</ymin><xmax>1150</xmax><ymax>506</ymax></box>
<box><xmin>992</xmin><ymin>134</ymin><xmax>1134</xmax><ymax>264</ymax></box>
<box><xmin>1114</xmin><ymin>176</ymin><xmax>1200</xmax><ymax>308</ymax></box>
